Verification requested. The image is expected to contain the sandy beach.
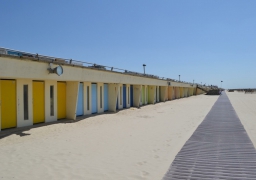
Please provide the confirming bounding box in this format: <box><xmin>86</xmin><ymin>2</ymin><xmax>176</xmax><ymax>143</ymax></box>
<box><xmin>227</xmin><ymin>91</ymin><xmax>256</xmax><ymax>148</ymax></box>
<box><xmin>0</xmin><ymin>95</ymin><xmax>218</xmax><ymax>180</ymax></box>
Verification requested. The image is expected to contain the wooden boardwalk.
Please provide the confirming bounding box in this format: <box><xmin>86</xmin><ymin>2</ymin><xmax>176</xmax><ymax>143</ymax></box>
<box><xmin>163</xmin><ymin>92</ymin><xmax>256</xmax><ymax>179</ymax></box>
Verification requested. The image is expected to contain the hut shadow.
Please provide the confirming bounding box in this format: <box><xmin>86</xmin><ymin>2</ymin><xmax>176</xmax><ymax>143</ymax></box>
<box><xmin>0</xmin><ymin>107</ymin><xmax>141</xmax><ymax>140</ymax></box>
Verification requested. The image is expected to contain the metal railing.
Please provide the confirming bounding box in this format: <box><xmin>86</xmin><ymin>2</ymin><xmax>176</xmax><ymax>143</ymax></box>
<box><xmin>0</xmin><ymin>46</ymin><xmax>217</xmax><ymax>88</ymax></box>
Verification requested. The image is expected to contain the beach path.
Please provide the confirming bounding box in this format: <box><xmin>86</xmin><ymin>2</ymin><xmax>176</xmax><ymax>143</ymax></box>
<box><xmin>163</xmin><ymin>92</ymin><xmax>256</xmax><ymax>179</ymax></box>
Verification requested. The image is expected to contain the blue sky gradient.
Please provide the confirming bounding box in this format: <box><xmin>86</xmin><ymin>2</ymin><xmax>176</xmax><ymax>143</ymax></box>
<box><xmin>1</xmin><ymin>0</ymin><xmax>256</xmax><ymax>88</ymax></box>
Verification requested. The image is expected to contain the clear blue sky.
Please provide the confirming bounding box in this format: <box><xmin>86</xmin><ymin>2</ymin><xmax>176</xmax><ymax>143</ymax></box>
<box><xmin>1</xmin><ymin>0</ymin><xmax>256</xmax><ymax>89</ymax></box>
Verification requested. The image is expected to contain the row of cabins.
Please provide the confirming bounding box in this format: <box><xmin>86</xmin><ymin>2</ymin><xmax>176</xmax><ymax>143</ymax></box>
<box><xmin>0</xmin><ymin>51</ymin><xmax>205</xmax><ymax>131</ymax></box>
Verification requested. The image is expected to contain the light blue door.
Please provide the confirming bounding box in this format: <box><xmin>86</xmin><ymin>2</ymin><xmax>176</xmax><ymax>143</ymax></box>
<box><xmin>91</xmin><ymin>83</ymin><xmax>97</xmax><ymax>114</ymax></box>
<box><xmin>76</xmin><ymin>83</ymin><xmax>84</xmax><ymax>116</ymax></box>
<box><xmin>104</xmin><ymin>84</ymin><xmax>108</xmax><ymax>111</ymax></box>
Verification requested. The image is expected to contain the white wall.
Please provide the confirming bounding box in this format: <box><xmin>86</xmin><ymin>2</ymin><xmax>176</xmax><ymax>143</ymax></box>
<box><xmin>66</xmin><ymin>81</ymin><xmax>79</xmax><ymax>120</ymax></box>
<box><xmin>117</xmin><ymin>84</ymin><xmax>123</xmax><ymax>110</ymax></box>
<box><xmin>145</xmin><ymin>85</ymin><xmax>148</xmax><ymax>105</ymax></box>
<box><xmin>83</xmin><ymin>82</ymin><xmax>92</xmax><ymax>115</ymax></box>
<box><xmin>0</xmin><ymin>56</ymin><xmax>195</xmax><ymax>87</ymax></box>
<box><xmin>16</xmin><ymin>79</ymin><xmax>33</xmax><ymax>127</ymax></box>
<box><xmin>16</xmin><ymin>79</ymin><xmax>58</xmax><ymax>127</ymax></box>
<box><xmin>133</xmin><ymin>85</ymin><xmax>142</xmax><ymax>108</ymax></box>
<box><xmin>108</xmin><ymin>83</ymin><xmax>119</xmax><ymax>112</ymax></box>
<box><xmin>126</xmin><ymin>84</ymin><xmax>131</xmax><ymax>108</ymax></box>
<box><xmin>45</xmin><ymin>80</ymin><xmax>57</xmax><ymax>122</ymax></box>
<box><xmin>156</xmin><ymin>86</ymin><xmax>160</xmax><ymax>102</ymax></box>
<box><xmin>97</xmin><ymin>83</ymin><xmax>104</xmax><ymax>113</ymax></box>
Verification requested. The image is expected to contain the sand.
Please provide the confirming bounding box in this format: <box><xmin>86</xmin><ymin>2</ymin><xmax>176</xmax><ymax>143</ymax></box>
<box><xmin>0</xmin><ymin>95</ymin><xmax>218</xmax><ymax>180</ymax></box>
<box><xmin>226</xmin><ymin>91</ymin><xmax>256</xmax><ymax>148</ymax></box>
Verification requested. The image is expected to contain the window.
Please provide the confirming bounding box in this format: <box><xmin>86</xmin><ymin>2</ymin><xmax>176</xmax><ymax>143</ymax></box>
<box><xmin>87</xmin><ymin>86</ymin><xmax>90</xmax><ymax>110</ymax></box>
<box><xmin>120</xmin><ymin>87</ymin><xmax>122</xmax><ymax>105</ymax></box>
<box><xmin>50</xmin><ymin>86</ymin><xmax>54</xmax><ymax>116</ymax></box>
<box><xmin>23</xmin><ymin>85</ymin><xmax>29</xmax><ymax>120</ymax></box>
<box><xmin>146</xmin><ymin>87</ymin><xmax>147</xmax><ymax>102</ymax></box>
<box><xmin>140</xmin><ymin>91</ymin><xmax>142</xmax><ymax>103</ymax></box>
<box><xmin>128</xmin><ymin>87</ymin><xmax>130</xmax><ymax>104</ymax></box>
<box><xmin>100</xmin><ymin>86</ymin><xmax>102</xmax><ymax>108</ymax></box>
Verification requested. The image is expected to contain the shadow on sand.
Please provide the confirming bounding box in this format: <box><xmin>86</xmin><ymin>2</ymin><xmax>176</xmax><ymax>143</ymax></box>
<box><xmin>0</xmin><ymin>110</ymin><xmax>131</xmax><ymax>140</ymax></box>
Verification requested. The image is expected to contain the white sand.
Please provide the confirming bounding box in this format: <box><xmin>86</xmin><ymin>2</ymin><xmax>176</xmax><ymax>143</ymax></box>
<box><xmin>226</xmin><ymin>91</ymin><xmax>256</xmax><ymax>148</ymax></box>
<box><xmin>0</xmin><ymin>95</ymin><xmax>218</xmax><ymax>180</ymax></box>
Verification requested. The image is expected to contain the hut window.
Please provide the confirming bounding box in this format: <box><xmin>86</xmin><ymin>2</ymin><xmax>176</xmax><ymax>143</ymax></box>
<box><xmin>120</xmin><ymin>87</ymin><xmax>122</xmax><ymax>105</ymax></box>
<box><xmin>128</xmin><ymin>87</ymin><xmax>130</xmax><ymax>104</ymax></box>
<box><xmin>100</xmin><ymin>86</ymin><xmax>102</xmax><ymax>108</ymax></box>
<box><xmin>87</xmin><ymin>86</ymin><xmax>90</xmax><ymax>110</ymax></box>
<box><xmin>23</xmin><ymin>85</ymin><xmax>29</xmax><ymax>120</ymax></box>
<box><xmin>50</xmin><ymin>86</ymin><xmax>54</xmax><ymax>116</ymax></box>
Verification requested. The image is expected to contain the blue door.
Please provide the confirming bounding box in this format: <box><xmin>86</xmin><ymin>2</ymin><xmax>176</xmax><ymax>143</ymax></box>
<box><xmin>76</xmin><ymin>83</ymin><xmax>84</xmax><ymax>116</ymax></box>
<box><xmin>123</xmin><ymin>85</ymin><xmax>126</xmax><ymax>108</ymax></box>
<box><xmin>130</xmin><ymin>85</ymin><xmax>133</xmax><ymax>107</ymax></box>
<box><xmin>104</xmin><ymin>84</ymin><xmax>108</xmax><ymax>111</ymax></box>
<box><xmin>91</xmin><ymin>83</ymin><xmax>97</xmax><ymax>114</ymax></box>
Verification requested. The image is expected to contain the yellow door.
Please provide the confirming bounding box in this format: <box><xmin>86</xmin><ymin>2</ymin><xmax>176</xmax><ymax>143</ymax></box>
<box><xmin>57</xmin><ymin>82</ymin><xmax>66</xmax><ymax>119</ymax></box>
<box><xmin>180</xmin><ymin>88</ymin><xmax>183</xmax><ymax>98</ymax></box>
<box><xmin>33</xmin><ymin>81</ymin><xmax>45</xmax><ymax>124</ymax></box>
<box><xmin>1</xmin><ymin>80</ymin><xmax>16</xmax><ymax>129</ymax></box>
